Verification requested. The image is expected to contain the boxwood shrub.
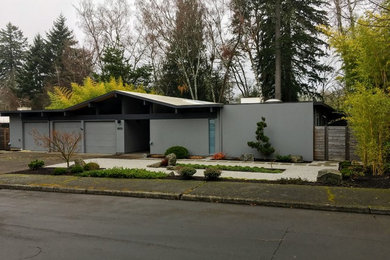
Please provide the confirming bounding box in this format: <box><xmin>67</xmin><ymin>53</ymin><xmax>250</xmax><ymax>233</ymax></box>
<box><xmin>84</xmin><ymin>162</ymin><xmax>100</xmax><ymax>171</ymax></box>
<box><xmin>70</xmin><ymin>165</ymin><xmax>84</xmax><ymax>173</ymax></box>
<box><xmin>178</xmin><ymin>166</ymin><xmax>196</xmax><ymax>179</ymax></box>
<box><xmin>204</xmin><ymin>167</ymin><xmax>222</xmax><ymax>181</ymax></box>
<box><xmin>165</xmin><ymin>146</ymin><xmax>189</xmax><ymax>159</ymax></box>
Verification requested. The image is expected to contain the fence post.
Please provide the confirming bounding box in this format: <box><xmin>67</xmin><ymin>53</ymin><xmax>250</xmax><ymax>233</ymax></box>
<box><xmin>323</xmin><ymin>126</ymin><xmax>327</xmax><ymax>161</ymax></box>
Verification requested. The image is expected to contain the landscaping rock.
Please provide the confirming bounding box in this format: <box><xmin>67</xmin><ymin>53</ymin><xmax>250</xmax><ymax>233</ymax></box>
<box><xmin>168</xmin><ymin>171</ymin><xmax>175</xmax><ymax>177</ymax></box>
<box><xmin>290</xmin><ymin>155</ymin><xmax>303</xmax><ymax>163</ymax></box>
<box><xmin>74</xmin><ymin>159</ymin><xmax>86</xmax><ymax>167</ymax></box>
<box><xmin>147</xmin><ymin>162</ymin><xmax>162</xmax><ymax>168</ymax></box>
<box><xmin>166</xmin><ymin>153</ymin><xmax>177</xmax><ymax>166</ymax></box>
<box><xmin>240</xmin><ymin>153</ymin><xmax>254</xmax><ymax>162</ymax></box>
<box><xmin>317</xmin><ymin>169</ymin><xmax>342</xmax><ymax>185</ymax></box>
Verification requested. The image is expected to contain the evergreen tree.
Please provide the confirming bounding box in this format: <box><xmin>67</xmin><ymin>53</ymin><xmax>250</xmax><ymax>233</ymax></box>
<box><xmin>248</xmin><ymin>117</ymin><xmax>275</xmax><ymax>157</ymax></box>
<box><xmin>232</xmin><ymin>0</ymin><xmax>330</xmax><ymax>102</ymax></box>
<box><xmin>259</xmin><ymin>0</ymin><xmax>330</xmax><ymax>101</ymax></box>
<box><xmin>45</xmin><ymin>15</ymin><xmax>77</xmax><ymax>88</ymax></box>
<box><xmin>99</xmin><ymin>46</ymin><xmax>152</xmax><ymax>88</ymax></box>
<box><xmin>17</xmin><ymin>34</ymin><xmax>50</xmax><ymax>106</ymax></box>
<box><xmin>0</xmin><ymin>23</ymin><xmax>27</xmax><ymax>90</ymax></box>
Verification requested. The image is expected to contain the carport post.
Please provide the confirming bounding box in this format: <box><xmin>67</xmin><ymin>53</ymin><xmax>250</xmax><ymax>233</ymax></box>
<box><xmin>81</xmin><ymin>121</ymin><xmax>85</xmax><ymax>153</ymax></box>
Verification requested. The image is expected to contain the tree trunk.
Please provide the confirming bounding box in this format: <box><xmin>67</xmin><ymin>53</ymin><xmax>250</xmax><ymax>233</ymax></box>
<box><xmin>275</xmin><ymin>0</ymin><xmax>282</xmax><ymax>100</ymax></box>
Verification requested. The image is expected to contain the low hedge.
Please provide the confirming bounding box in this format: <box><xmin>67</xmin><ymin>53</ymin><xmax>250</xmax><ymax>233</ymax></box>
<box><xmin>177</xmin><ymin>163</ymin><xmax>283</xmax><ymax>173</ymax></box>
<box><xmin>78</xmin><ymin>167</ymin><xmax>167</xmax><ymax>179</ymax></box>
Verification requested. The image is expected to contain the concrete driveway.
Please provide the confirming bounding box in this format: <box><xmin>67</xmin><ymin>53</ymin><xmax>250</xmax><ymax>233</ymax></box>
<box><xmin>50</xmin><ymin>158</ymin><xmax>339</xmax><ymax>181</ymax></box>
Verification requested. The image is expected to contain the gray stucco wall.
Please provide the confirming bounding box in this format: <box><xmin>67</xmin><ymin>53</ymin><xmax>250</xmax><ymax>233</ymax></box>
<box><xmin>150</xmin><ymin>118</ymin><xmax>212</xmax><ymax>156</ymax></box>
<box><xmin>9</xmin><ymin>115</ymin><xmax>22</xmax><ymax>149</ymax></box>
<box><xmin>221</xmin><ymin>103</ymin><xmax>314</xmax><ymax>161</ymax></box>
<box><xmin>125</xmin><ymin>120</ymin><xmax>149</xmax><ymax>153</ymax></box>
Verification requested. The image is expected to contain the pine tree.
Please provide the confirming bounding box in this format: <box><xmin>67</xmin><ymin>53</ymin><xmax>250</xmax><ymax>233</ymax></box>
<box><xmin>248</xmin><ymin>117</ymin><xmax>275</xmax><ymax>156</ymax></box>
<box><xmin>45</xmin><ymin>15</ymin><xmax>77</xmax><ymax>88</ymax></box>
<box><xmin>0</xmin><ymin>23</ymin><xmax>27</xmax><ymax>90</ymax></box>
<box><xmin>17</xmin><ymin>34</ymin><xmax>50</xmax><ymax>106</ymax></box>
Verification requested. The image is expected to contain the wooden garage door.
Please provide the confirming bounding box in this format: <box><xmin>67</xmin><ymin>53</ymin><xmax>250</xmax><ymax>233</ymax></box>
<box><xmin>53</xmin><ymin>121</ymin><xmax>82</xmax><ymax>152</ymax></box>
<box><xmin>85</xmin><ymin>121</ymin><xmax>116</xmax><ymax>154</ymax></box>
<box><xmin>24</xmin><ymin>122</ymin><xmax>49</xmax><ymax>151</ymax></box>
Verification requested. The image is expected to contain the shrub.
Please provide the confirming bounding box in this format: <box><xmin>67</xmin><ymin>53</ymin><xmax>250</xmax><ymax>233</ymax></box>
<box><xmin>178</xmin><ymin>167</ymin><xmax>196</xmax><ymax>179</ymax></box>
<box><xmin>338</xmin><ymin>161</ymin><xmax>352</xmax><ymax>171</ymax></box>
<box><xmin>70</xmin><ymin>165</ymin><xmax>84</xmax><ymax>173</ymax></box>
<box><xmin>28</xmin><ymin>160</ymin><xmax>45</xmax><ymax>170</ymax></box>
<box><xmin>84</xmin><ymin>162</ymin><xmax>100</xmax><ymax>171</ymax></box>
<box><xmin>204</xmin><ymin>167</ymin><xmax>222</xmax><ymax>180</ymax></box>
<box><xmin>53</xmin><ymin>168</ymin><xmax>68</xmax><ymax>175</ymax></box>
<box><xmin>78</xmin><ymin>167</ymin><xmax>167</xmax><ymax>179</ymax></box>
<box><xmin>276</xmin><ymin>154</ymin><xmax>292</xmax><ymax>162</ymax></box>
<box><xmin>212</xmin><ymin>152</ymin><xmax>226</xmax><ymax>160</ymax></box>
<box><xmin>176</xmin><ymin>163</ymin><xmax>283</xmax><ymax>173</ymax></box>
<box><xmin>248</xmin><ymin>117</ymin><xmax>275</xmax><ymax>156</ymax></box>
<box><xmin>165</xmin><ymin>146</ymin><xmax>189</xmax><ymax>159</ymax></box>
<box><xmin>340</xmin><ymin>165</ymin><xmax>365</xmax><ymax>180</ymax></box>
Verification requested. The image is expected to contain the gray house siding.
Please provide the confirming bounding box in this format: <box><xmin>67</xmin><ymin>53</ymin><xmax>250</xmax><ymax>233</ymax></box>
<box><xmin>221</xmin><ymin>103</ymin><xmax>314</xmax><ymax>161</ymax></box>
<box><xmin>150</xmin><ymin>118</ymin><xmax>212</xmax><ymax>156</ymax></box>
<box><xmin>53</xmin><ymin>121</ymin><xmax>83</xmax><ymax>152</ymax></box>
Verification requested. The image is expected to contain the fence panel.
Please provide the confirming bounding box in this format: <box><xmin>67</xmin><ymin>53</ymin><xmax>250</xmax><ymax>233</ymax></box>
<box><xmin>0</xmin><ymin>127</ymin><xmax>10</xmax><ymax>150</ymax></box>
<box><xmin>314</xmin><ymin>126</ymin><xmax>358</xmax><ymax>161</ymax></box>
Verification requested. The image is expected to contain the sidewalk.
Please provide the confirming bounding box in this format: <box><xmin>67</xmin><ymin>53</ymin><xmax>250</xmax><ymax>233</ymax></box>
<box><xmin>50</xmin><ymin>158</ymin><xmax>339</xmax><ymax>181</ymax></box>
<box><xmin>0</xmin><ymin>174</ymin><xmax>389</xmax><ymax>215</ymax></box>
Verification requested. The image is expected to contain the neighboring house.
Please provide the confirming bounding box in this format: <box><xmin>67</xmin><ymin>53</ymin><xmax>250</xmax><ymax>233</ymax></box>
<box><xmin>0</xmin><ymin>91</ymin><xmax>337</xmax><ymax>161</ymax></box>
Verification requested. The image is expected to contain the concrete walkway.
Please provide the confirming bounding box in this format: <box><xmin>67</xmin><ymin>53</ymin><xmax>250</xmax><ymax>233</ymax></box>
<box><xmin>50</xmin><ymin>158</ymin><xmax>339</xmax><ymax>181</ymax></box>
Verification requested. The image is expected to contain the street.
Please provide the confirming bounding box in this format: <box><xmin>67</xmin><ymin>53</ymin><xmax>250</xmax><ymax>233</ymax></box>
<box><xmin>0</xmin><ymin>190</ymin><xmax>389</xmax><ymax>260</ymax></box>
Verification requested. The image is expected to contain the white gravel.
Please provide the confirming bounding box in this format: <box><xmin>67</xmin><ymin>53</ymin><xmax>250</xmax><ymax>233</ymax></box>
<box><xmin>49</xmin><ymin>158</ymin><xmax>339</xmax><ymax>182</ymax></box>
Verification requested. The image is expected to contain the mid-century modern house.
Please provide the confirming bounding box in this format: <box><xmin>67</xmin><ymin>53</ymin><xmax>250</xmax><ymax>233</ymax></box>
<box><xmin>0</xmin><ymin>91</ymin><xmax>338</xmax><ymax>161</ymax></box>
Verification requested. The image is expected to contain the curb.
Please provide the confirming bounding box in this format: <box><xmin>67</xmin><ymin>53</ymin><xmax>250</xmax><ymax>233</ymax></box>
<box><xmin>181</xmin><ymin>194</ymin><xmax>390</xmax><ymax>215</ymax></box>
<box><xmin>0</xmin><ymin>184</ymin><xmax>389</xmax><ymax>215</ymax></box>
<box><xmin>0</xmin><ymin>184</ymin><xmax>181</xmax><ymax>200</ymax></box>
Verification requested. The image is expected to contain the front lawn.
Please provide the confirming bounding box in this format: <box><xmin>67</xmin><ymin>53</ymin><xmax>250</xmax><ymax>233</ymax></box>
<box><xmin>176</xmin><ymin>163</ymin><xmax>284</xmax><ymax>173</ymax></box>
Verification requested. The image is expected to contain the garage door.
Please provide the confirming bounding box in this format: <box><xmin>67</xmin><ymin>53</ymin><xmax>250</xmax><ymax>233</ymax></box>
<box><xmin>24</xmin><ymin>122</ymin><xmax>49</xmax><ymax>151</ymax></box>
<box><xmin>53</xmin><ymin>121</ymin><xmax>82</xmax><ymax>152</ymax></box>
<box><xmin>85</xmin><ymin>121</ymin><xmax>116</xmax><ymax>154</ymax></box>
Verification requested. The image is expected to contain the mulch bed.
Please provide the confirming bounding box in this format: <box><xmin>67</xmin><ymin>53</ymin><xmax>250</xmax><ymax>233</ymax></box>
<box><xmin>7</xmin><ymin>168</ymin><xmax>390</xmax><ymax>189</ymax></box>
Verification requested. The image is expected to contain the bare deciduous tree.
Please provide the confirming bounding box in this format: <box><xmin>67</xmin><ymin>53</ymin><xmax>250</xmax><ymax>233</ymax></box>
<box><xmin>32</xmin><ymin>129</ymin><xmax>82</xmax><ymax>168</ymax></box>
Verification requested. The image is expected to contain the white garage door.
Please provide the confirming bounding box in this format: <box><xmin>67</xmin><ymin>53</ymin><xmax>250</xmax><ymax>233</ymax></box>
<box><xmin>53</xmin><ymin>121</ymin><xmax>82</xmax><ymax>152</ymax></box>
<box><xmin>24</xmin><ymin>122</ymin><xmax>49</xmax><ymax>151</ymax></box>
<box><xmin>85</xmin><ymin>121</ymin><xmax>116</xmax><ymax>154</ymax></box>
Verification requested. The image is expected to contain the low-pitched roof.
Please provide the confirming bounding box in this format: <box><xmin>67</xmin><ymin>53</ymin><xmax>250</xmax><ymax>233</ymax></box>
<box><xmin>0</xmin><ymin>91</ymin><xmax>223</xmax><ymax>115</ymax></box>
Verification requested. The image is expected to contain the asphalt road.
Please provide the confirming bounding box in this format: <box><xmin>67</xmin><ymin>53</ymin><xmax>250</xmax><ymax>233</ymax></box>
<box><xmin>0</xmin><ymin>190</ymin><xmax>389</xmax><ymax>260</ymax></box>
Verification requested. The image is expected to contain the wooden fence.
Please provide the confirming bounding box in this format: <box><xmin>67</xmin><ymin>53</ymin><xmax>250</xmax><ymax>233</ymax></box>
<box><xmin>0</xmin><ymin>127</ymin><xmax>9</xmax><ymax>150</ymax></box>
<box><xmin>314</xmin><ymin>126</ymin><xmax>359</xmax><ymax>161</ymax></box>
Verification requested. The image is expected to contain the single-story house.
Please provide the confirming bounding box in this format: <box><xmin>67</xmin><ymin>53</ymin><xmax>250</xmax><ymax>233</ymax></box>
<box><xmin>0</xmin><ymin>91</ymin><xmax>338</xmax><ymax>161</ymax></box>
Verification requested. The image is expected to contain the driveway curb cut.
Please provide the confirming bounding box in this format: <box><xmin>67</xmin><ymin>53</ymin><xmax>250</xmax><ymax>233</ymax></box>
<box><xmin>0</xmin><ymin>184</ymin><xmax>389</xmax><ymax>215</ymax></box>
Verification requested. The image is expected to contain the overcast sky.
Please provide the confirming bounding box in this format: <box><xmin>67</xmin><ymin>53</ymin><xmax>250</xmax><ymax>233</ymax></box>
<box><xmin>0</xmin><ymin>0</ymin><xmax>87</xmax><ymax>44</ymax></box>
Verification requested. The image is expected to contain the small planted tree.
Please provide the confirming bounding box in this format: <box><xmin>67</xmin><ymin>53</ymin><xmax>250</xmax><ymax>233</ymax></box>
<box><xmin>32</xmin><ymin>129</ymin><xmax>82</xmax><ymax>168</ymax></box>
<box><xmin>248</xmin><ymin>117</ymin><xmax>275</xmax><ymax>157</ymax></box>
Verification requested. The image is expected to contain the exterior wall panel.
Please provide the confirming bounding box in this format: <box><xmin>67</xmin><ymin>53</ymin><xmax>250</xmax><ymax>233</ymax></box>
<box><xmin>221</xmin><ymin>103</ymin><xmax>314</xmax><ymax>161</ymax></box>
<box><xmin>150</xmin><ymin>118</ymin><xmax>210</xmax><ymax>156</ymax></box>
<box><xmin>9</xmin><ymin>115</ymin><xmax>23</xmax><ymax>149</ymax></box>
<box><xmin>53</xmin><ymin>121</ymin><xmax>83</xmax><ymax>153</ymax></box>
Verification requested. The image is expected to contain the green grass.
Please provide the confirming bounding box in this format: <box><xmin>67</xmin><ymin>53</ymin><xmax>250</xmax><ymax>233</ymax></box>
<box><xmin>177</xmin><ymin>163</ymin><xmax>284</xmax><ymax>173</ymax></box>
<box><xmin>78</xmin><ymin>167</ymin><xmax>168</xmax><ymax>179</ymax></box>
